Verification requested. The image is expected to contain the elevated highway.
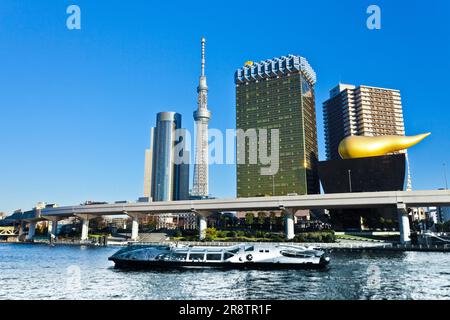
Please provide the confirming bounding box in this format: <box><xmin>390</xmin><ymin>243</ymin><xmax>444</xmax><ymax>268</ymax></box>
<box><xmin>40</xmin><ymin>190</ymin><xmax>450</xmax><ymax>216</ymax></box>
<box><xmin>8</xmin><ymin>190</ymin><xmax>450</xmax><ymax>244</ymax></box>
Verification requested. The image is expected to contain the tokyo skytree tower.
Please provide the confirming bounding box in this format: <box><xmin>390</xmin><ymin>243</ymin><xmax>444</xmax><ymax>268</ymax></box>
<box><xmin>192</xmin><ymin>37</ymin><xmax>211</xmax><ymax>197</ymax></box>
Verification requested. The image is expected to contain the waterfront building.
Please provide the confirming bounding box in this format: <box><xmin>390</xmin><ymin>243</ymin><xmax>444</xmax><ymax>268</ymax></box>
<box><xmin>440</xmin><ymin>207</ymin><xmax>450</xmax><ymax>222</ymax></box>
<box><xmin>176</xmin><ymin>213</ymin><xmax>197</xmax><ymax>230</ymax></box>
<box><xmin>192</xmin><ymin>37</ymin><xmax>211</xmax><ymax>197</ymax></box>
<box><xmin>411</xmin><ymin>207</ymin><xmax>427</xmax><ymax>222</ymax></box>
<box><xmin>318</xmin><ymin>154</ymin><xmax>406</xmax><ymax>194</ymax></box>
<box><xmin>320</xmin><ymin>84</ymin><xmax>414</xmax><ymax>231</ymax></box>
<box><xmin>426</xmin><ymin>206</ymin><xmax>450</xmax><ymax>223</ymax></box>
<box><xmin>426</xmin><ymin>207</ymin><xmax>440</xmax><ymax>224</ymax></box>
<box><xmin>235</xmin><ymin>55</ymin><xmax>320</xmax><ymax>197</ymax></box>
<box><xmin>143</xmin><ymin>112</ymin><xmax>190</xmax><ymax>201</ymax></box>
<box><xmin>323</xmin><ymin>84</ymin><xmax>405</xmax><ymax>160</ymax></box>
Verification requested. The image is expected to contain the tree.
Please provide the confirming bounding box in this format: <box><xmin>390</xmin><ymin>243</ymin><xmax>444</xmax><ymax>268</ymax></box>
<box><xmin>385</xmin><ymin>219</ymin><xmax>394</xmax><ymax>229</ymax></box>
<box><xmin>90</xmin><ymin>217</ymin><xmax>106</xmax><ymax>232</ymax></box>
<box><xmin>257</xmin><ymin>211</ymin><xmax>267</xmax><ymax>226</ymax></box>
<box><xmin>205</xmin><ymin>227</ymin><xmax>218</xmax><ymax>241</ymax></box>
<box><xmin>245</xmin><ymin>212</ymin><xmax>254</xmax><ymax>228</ymax></box>
<box><xmin>269</xmin><ymin>211</ymin><xmax>277</xmax><ymax>231</ymax></box>
<box><xmin>443</xmin><ymin>221</ymin><xmax>450</xmax><ymax>232</ymax></box>
<box><xmin>379</xmin><ymin>217</ymin><xmax>386</xmax><ymax>229</ymax></box>
<box><xmin>145</xmin><ymin>220</ymin><xmax>157</xmax><ymax>230</ymax></box>
<box><xmin>280</xmin><ymin>211</ymin><xmax>286</xmax><ymax>227</ymax></box>
<box><xmin>219</xmin><ymin>214</ymin><xmax>227</xmax><ymax>228</ymax></box>
<box><xmin>36</xmin><ymin>222</ymin><xmax>46</xmax><ymax>235</ymax></box>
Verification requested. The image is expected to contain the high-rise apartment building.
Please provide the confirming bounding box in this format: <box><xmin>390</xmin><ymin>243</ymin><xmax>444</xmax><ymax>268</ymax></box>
<box><xmin>323</xmin><ymin>84</ymin><xmax>405</xmax><ymax>160</ymax></box>
<box><xmin>235</xmin><ymin>55</ymin><xmax>320</xmax><ymax>197</ymax></box>
<box><xmin>143</xmin><ymin>112</ymin><xmax>189</xmax><ymax>201</ymax></box>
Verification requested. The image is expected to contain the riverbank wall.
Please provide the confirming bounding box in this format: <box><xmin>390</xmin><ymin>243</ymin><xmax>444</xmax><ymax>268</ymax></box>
<box><xmin>2</xmin><ymin>239</ymin><xmax>449</xmax><ymax>252</ymax></box>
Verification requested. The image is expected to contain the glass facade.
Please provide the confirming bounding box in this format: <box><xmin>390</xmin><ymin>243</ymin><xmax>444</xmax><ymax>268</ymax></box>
<box><xmin>235</xmin><ymin>56</ymin><xmax>320</xmax><ymax>197</ymax></box>
<box><xmin>150</xmin><ymin>112</ymin><xmax>189</xmax><ymax>201</ymax></box>
<box><xmin>318</xmin><ymin>154</ymin><xmax>406</xmax><ymax>193</ymax></box>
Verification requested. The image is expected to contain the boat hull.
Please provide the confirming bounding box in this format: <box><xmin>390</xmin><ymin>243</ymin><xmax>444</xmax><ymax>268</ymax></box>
<box><xmin>109</xmin><ymin>257</ymin><xmax>330</xmax><ymax>270</ymax></box>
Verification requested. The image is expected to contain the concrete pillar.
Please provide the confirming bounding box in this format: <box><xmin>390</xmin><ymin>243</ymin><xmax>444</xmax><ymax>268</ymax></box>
<box><xmin>397</xmin><ymin>203</ymin><xmax>411</xmax><ymax>244</ymax></box>
<box><xmin>53</xmin><ymin>220</ymin><xmax>58</xmax><ymax>237</ymax></box>
<box><xmin>284</xmin><ymin>211</ymin><xmax>295</xmax><ymax>240</ymax></box>
<box><xmin>47</xmin><ymin>220</ymin><xmax>52</xmax><ymax>235</ymax></box>
<box><xmin>26</xmin><ymin>222</ymin><xmax>36</xmax><ymax>241</ymax></box>
<box><xmin>131</xmin><ymin>216</ymin><xmax>139</xmax><ymax>241</ymax></box>
<box><xmin>81</xmin><ymin>218</ymin><xmax>89</xmax><ymax>241</ymax></box>
<box><xmin>18</xmin><ymin>222</ymin><xmax>25</xmax><ymax>237</ymax></box>
<box><xmin>48</xmin><ymin>220</ymin><xmax>58</xmax><ymax>240</ymax></box>
<box><xmin>198</xmin><ymin>215</ymin><xmax>207</xmax><ymax>240</ymax></box>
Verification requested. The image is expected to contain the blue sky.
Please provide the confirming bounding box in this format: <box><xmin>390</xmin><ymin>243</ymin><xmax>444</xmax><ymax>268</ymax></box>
<box><xmin>0</xmin><ymin>0</ymin><xmax>449</xmax><ymax>214</ymax></box>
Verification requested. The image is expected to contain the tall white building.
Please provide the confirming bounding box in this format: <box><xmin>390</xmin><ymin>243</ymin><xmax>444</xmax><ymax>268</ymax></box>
<box><xmin>192</xmin><ymin>37</ymin><xmax>211</xmax><ymax>197</ymax></box>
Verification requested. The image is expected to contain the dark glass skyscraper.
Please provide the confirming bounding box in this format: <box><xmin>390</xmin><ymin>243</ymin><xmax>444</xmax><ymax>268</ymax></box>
<box><xmin>234</xmin><ymin>55</ymin><xmax>320</xmax><ymax>197</ymax></box>
<box><xmin>143</xmin><ymin>112</ymin><xmax>189</xmax><ymax>201</ymax></box>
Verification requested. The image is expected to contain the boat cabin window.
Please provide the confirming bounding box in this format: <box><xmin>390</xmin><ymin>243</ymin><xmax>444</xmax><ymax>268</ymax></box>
<box><xmin>173</xmin><ymin>253</ymin><xmax>187</xmax><ymax>260</ymax></box>
<box><xmin>189</xmin><ymin>253</ymin><xmax>205</xmax><ymax>260</ymax></box>
<box><xmin>223</xmin><ymin>252</ymin><xmax>234</xmax><ymax>260</ymax></box>
<box><xmin>228</xmin><ymin>248</ymin><xmax>240</xmax><ymax>254</ymax></box>
<box><xmin>259</xmin><ymin>249</ymin><xmax>270</xmax><ymax>253</ymax></box>
<box><xmin>156</xmin><ymin>253</ymin><xmax>169</xmax><ymax>260</ymax></box>
<box><xmin>280</xmin><ymin>250</ymin><xmax>311</xmax><ymax>259</ymax></box>
<box><xmin>245</xmin><ymin>246</ymin><xmax>254</xmax><ymax>252</ymax></box>
<box><xmin>206</xmin><ymin>254</ymin><xmax>222</xmax><ymax>261</ymax></box>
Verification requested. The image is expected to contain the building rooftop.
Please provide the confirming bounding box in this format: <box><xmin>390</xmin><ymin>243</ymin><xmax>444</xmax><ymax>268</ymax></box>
<box><xmin>329</xmin><ymin>83</ymin><xmax>401</xmax><ymax>98</ymax></box>
<box><xmin>234</xmin><ymin>54</ymin><xmax>316</xmax><ymax>85</ymax></box>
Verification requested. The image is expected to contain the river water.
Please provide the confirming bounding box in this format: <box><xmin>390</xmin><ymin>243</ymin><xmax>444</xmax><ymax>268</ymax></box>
<box><xmin>0</xmin><ymin>244</ymin><xmax>449</xmax><ymax>300</ymax></box>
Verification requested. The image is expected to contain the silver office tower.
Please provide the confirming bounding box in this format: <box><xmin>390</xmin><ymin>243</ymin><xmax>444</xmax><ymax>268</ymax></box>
<box><xmin>192</xmin><ymin>37</ymin><xmax>211</xmax><ymax>197</ymax></box>
<box><xmin>143</xmin><ymin>112</ymin><xmax>189</xmax><ymax>201</ymax></box>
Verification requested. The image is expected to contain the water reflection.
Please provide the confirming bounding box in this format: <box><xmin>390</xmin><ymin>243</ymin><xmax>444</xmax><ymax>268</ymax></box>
<box><xmin>0</xmin><ymin>244</ymin><xmax>449</xmax><ymax>300</ymax></box>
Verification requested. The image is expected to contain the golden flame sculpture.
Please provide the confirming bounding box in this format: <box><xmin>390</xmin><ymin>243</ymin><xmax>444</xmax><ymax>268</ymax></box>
<box><xmin>338</xmin><ymin>133</ymin><xmax>431</xmax><ymax>159</ymax></box>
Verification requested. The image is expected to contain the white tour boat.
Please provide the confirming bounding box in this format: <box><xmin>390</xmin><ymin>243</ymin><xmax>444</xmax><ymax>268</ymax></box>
<box><xmin>109</xmin><ymin>243</ymin><xmax>330</xmax><ymax>269</ymax></box>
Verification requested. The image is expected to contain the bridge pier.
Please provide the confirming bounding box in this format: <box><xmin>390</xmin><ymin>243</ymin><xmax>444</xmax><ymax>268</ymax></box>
<box><xmin>192</xmin><ymin>210</ymin><xmax>209</xmax><ymax>241</ymax></box>
<box><xmin>18</xmin><ymin>222</ymin><xmax>25</xmax><ymax>237</ymax></box>
<box><xmin>397</xmin><ymin>203</ymin><xmax>411</xmax><ymax>244</ymax></box>
<box><xmin>282</xmin><ymin>208</ymin><xmax>295</xmax><ymax>240</ymax></box>
<box><xmin>125</xmin><ymin>212</ymin><xmax>141</xmax><ymax>241</ymax></box>
<box><xmin>81</xmin><ymin>218</ymin><xmax>89</xmax><ymax>241</ymax></box>
<box><xmin>131</xmin><ymin>216</ymin><xmax>139</xmax><ymax>241</ymax></box>
<box><xmin>75</xmin><ymin>214</ymin><xmax>93</xmax><ymax>242</ymax></box>
<box><xmin>198</xmin><ymin>215</ymin><xmax>207</xmax><ymax>240</ymax></box>
<box><xmin>48</xmin><ymin>219</ymin><xmax>59</xmax><ymax>240</ymax></box>
<box><xmin>26</xmin><ymin>222</ymin><xmax>36</xmax><ymax>241</ymax></box>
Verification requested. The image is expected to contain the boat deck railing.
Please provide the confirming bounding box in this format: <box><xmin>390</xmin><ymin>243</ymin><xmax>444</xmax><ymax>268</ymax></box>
<box><xmin>130</xmin><ymin>241</ymin><xmax>345</xmax><ymax>248</ymax></box>
<box><xmin>129</xmin><ymin>241</ymin><xmax>450</xmax><ymax>251</ymax></box>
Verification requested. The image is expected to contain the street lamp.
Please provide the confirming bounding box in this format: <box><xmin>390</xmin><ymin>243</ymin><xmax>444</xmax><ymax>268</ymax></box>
<box><xmin>348</xmin><ymin>169</ymin><xmax>352</xmax><ymax>193</ymax></box>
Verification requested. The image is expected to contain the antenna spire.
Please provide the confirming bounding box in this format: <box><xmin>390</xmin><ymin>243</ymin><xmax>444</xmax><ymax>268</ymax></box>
<box><xmin>201</xmin><ymin>37</ymin><xmax>206</xmax><ymax>77</ymax></box>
